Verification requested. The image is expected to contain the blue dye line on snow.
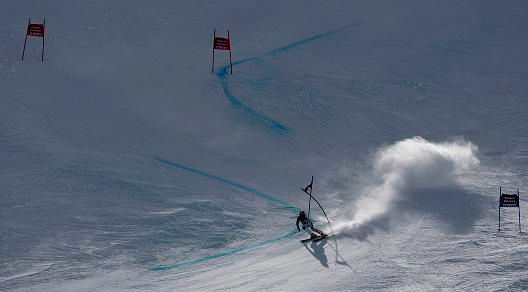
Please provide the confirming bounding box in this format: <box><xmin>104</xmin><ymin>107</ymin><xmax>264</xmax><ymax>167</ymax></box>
<box><xmin>151</xmin><ymin>229</ymin><xmax>298</xmax><ymax>271</ymax></box>
<box><xmin>152</xmin><ymin>157</ymin><xmax>300</xmax><ymax>271</ymax></box>
<box><xmin>216</xmin><ymin>22</ymin><xmax>363</xmax><ymax>133</ymax></box>
<box><xmin>248</xmin><ymin>22</ymin><xmax>364</xmax><ymax>60</ymax></box>
<box><xmin>154</xmin><ymin>157</ymin><xmax>298</xmax><ymax>211</ymax></box>
<box><xmin>217</xmin><ymin>66</ymin><xmax>289</xmax><ymax>132</ymax></box>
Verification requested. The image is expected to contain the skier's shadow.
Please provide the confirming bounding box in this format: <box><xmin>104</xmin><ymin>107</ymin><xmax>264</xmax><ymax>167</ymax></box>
<box><xmin>303</xmin><ymin>239</ymin><xmax>329</xmax><ymax>268</ymax></box>
<box><xmin>329</xmin><ymin>237</ymin><xmax>354</xmax><ymax>270</ymax></box>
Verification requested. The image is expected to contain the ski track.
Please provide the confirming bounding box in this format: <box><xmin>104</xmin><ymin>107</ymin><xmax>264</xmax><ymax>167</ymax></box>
<box><xmin>152</xmin><ymin>157</ymin><xmax>300</xmax><ymax>271</ymax></box>
<box><xmin>215</xmin><ymin>23</ymin><xmax>363</xmax><ymax>133</ymax></box>
<box><xmin>151</xmin><ymin>229</ymin><xmax>298</xmax><ymax>271</ymax></box>
<box><xmin>154</xmin><ymin>157</ymin><xmax>297</xmax><ymax>210</ymax></box>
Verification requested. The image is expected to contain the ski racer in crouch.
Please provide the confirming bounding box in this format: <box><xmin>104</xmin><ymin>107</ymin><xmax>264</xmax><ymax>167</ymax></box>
<box><xmin>296</xmin><ymin>210</ymin><xmax>326</xmax><ymax>239</ymax></box>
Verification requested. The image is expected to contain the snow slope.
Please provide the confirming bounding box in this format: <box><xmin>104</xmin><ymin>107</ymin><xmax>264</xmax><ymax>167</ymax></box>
<box><xmin>1</xmin><ymin>0</ymin><xmax>528</xmax><ymax>290</ymax></box>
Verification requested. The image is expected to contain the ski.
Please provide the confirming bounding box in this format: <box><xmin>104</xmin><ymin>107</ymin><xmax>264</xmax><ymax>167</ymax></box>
<box><xmin>300</xmin><ymin>233</ymin><xmax>332</xmax><ymax>243</ymax></box>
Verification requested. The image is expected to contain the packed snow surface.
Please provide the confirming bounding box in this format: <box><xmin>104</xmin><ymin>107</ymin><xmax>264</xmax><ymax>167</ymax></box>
<box><xmin>1</xmin><ymin>0</ymin><xmax>528</xmax><ymax>291</ymax></box>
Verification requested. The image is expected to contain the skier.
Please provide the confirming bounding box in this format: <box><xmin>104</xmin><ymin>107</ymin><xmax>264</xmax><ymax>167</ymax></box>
<box><xmin>296</xmin><ymin>210</ymin><xmax>326</xmax><ymax>239</ymax></box>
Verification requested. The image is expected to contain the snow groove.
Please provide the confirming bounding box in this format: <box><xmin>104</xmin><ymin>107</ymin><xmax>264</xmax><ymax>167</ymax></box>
<box><xmin>215</xmin><ymin>23</ymin><xmax>363</xmax><ymax>133</ymax></box>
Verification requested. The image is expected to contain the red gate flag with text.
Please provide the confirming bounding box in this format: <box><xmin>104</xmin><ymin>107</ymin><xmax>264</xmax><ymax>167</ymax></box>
<box><xmin>27</xmin><ymin>23</ymin><xmax>45</xmax><ymax>37</ymax></box>
<box><xmin>213</xmin><ymin>37</ymin><xmax>230</xmax><ymax>50</ymax></box>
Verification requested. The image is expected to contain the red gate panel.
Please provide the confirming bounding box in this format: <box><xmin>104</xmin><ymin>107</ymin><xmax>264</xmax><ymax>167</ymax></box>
<box><xmin>27</xmin><ymin>24</ymin><xmax>45</xmax><ymax>37</ymax></box>
<box><xmin>213</xmin><ymin>37</ymin><xmax>230</xmax><ymax>50</ymax></box>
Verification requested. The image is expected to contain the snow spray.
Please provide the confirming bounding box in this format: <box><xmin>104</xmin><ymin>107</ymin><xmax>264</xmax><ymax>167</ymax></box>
<box><xmin>331</xmin><ymin>137</ymin><xmax>480</xmax><ymax>236</ymax></box>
